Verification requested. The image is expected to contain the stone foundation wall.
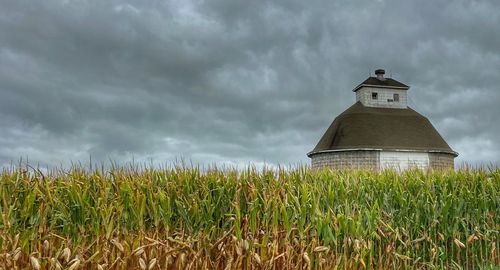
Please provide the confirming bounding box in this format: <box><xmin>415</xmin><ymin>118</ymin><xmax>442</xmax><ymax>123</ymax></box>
<box><xmin>429</xmin><ymin>153</ymin><xmax>455</xmax><ymax>170</ymax></box>
<box><xmin>311</xmin><ymin>151</ymin><xmax>379</xmax><ymax>170</ymax></box>
<box><xmin>311</xmin><ymin>151</ymin><xmax>455</xmax><ymax>171</ymax></box>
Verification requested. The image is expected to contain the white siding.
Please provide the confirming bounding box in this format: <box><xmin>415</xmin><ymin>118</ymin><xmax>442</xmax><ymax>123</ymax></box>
<box><xmin>356</xmin><ymin>87</ymin><xmax>407</xmax><ymax>109</ymax></box>
<box><xmin>379</xmin><ymin>151</ymin><xmax>429</xmax><ymax>171</ymax></box>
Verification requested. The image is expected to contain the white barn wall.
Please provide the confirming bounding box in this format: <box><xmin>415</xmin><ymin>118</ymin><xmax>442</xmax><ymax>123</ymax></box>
<box><xmin>356</xmin><ymin>87</ymin><xmax>408</xmax><ymax>109</ymax></box>
<box><xmin>379</xmin><ymin>151</ymin><xmax>429</xmax><ymax>171</ymax></box>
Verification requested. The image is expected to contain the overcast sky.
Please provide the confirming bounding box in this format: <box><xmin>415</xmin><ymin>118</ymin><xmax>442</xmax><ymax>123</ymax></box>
<box><xmin>1</xmin><ymin>0</ymin><xmax>499</xmax><ymax>169</ymax></box>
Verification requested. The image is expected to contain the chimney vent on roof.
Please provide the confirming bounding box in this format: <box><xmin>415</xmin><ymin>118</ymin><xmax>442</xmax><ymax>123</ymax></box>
<box><xmin>375</xmin><ymin>69</ymin><xmax>385</xmax><ymax>81</ymax></box>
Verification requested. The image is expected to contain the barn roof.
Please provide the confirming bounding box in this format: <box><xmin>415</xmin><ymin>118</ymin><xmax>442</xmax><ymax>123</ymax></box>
<box><xmin>353</xmin><ymin>77</ymin><xmax>409</xmax><ymax>92</ymax></box>
<box><xmin>308</xmin><ymin>102</ymin><xmax>457</xmax><ymax>157</ymax></box>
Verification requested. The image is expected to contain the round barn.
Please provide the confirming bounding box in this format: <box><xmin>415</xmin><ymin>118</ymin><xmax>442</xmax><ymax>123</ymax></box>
<box><xmin>308</xmin><ymin>69</ymin><xmax>458</xmax><ymax>171</ymax></box>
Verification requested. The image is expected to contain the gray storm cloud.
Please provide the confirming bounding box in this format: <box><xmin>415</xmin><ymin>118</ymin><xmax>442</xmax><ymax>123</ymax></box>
<box><xmin>0</xmin><ymin>0</ymin><xmax>499</xmax><ymax>168</ymax></box>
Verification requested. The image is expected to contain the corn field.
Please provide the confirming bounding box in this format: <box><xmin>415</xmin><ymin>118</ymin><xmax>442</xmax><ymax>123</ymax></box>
<box><xmin>0</xmin><ymin>165</ymin><xmax>498</xmax><ymax>269</ymax></box>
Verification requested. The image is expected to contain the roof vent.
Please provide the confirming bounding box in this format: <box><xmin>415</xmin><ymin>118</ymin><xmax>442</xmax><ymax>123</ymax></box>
<box><xmin>375</xmin><ymin>69</ymin><xmax>385</xmax><ymax>81</ymax></box>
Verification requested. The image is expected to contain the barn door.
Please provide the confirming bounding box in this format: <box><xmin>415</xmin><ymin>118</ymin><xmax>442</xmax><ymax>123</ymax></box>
<box><xmin>379</xmin><ymin>151</ymin><xmax>429</xmax><ymax>171</ymax></box>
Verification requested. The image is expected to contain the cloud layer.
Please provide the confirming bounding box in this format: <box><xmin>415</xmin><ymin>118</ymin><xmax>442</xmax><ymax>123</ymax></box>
<box><xmin>1</xmin><ymin>0</ymin><xmax>499</xmax><ymax>168</ymax></box>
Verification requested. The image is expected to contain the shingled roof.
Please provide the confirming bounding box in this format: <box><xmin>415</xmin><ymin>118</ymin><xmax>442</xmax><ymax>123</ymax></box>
<box><xmin>308</xmin><ymin>102</ymin><xmax>457</xmax><ymax>157</ymax></box>
<box><xmin>353</xmin><ymin>77</ymin><xmax>409</xmax><ymax>92</ymax></box>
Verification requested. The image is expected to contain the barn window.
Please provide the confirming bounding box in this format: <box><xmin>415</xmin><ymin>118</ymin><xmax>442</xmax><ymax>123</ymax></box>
<box><xmin>393</xmin><ymin>93</ymin><xmax>399</xmax><ymax>102</ymax></box>
<box><xmin>371</xmin><ymin>92</ymin><xmax>378</xmax><ymax>100</ymax></box>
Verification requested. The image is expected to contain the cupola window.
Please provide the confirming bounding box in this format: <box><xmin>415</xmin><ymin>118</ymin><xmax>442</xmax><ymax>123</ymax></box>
<box><xmin>372</xmin><ymin>92</ymin><xmax>378</xmax><ymax>100</ymax></box>
<box><xmin>393</xmin><ymin>93</ymin><xmax>399</xmax><ymax>102</ymax></box>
